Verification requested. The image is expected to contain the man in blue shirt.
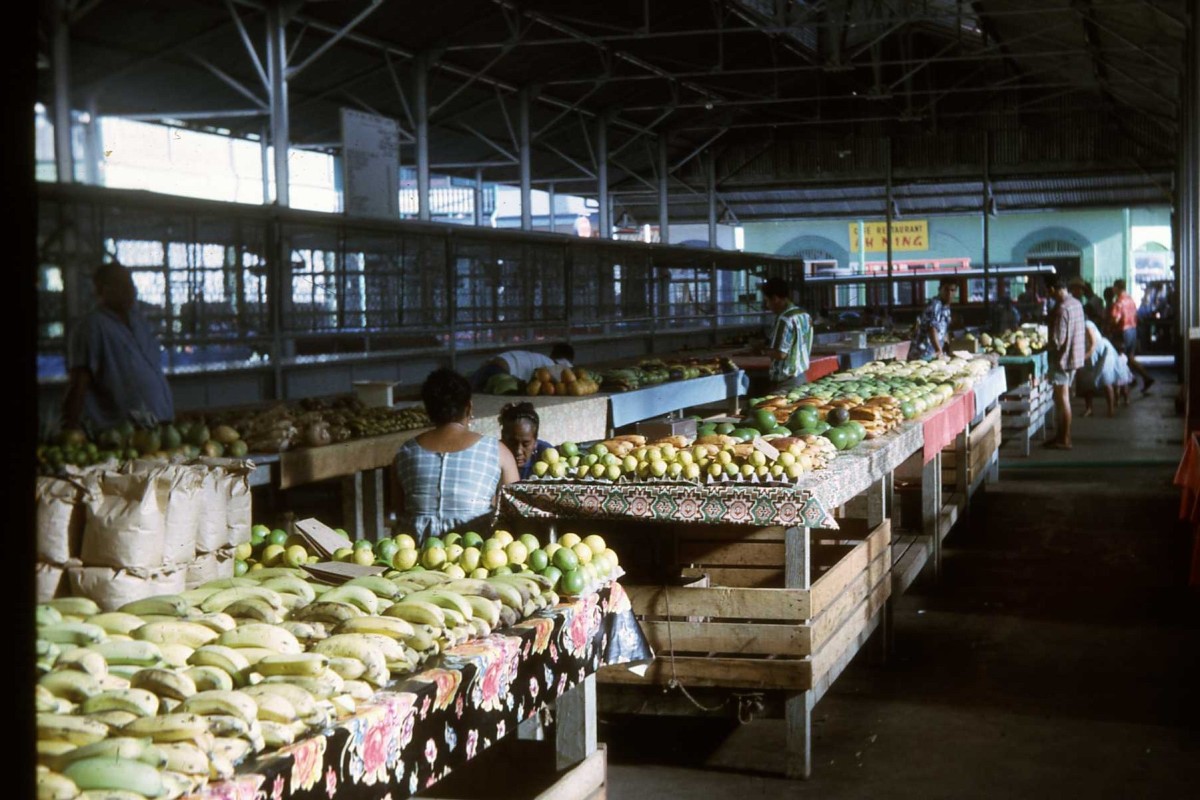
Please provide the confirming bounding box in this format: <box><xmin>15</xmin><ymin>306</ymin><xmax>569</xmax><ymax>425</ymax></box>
<box><xmin>62</xmin><ymin>263</ymin><xmax>174</xmax><ymax>431</ymax></box>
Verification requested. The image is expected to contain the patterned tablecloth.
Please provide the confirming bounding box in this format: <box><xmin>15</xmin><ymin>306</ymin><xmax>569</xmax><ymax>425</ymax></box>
<box><xmin>501</xmin><ymin>419</ymin><xmax>929</xmax><ymax>530</ymax></box>
<box><xmin>970</xmin><ymin>366</ymin><xmax>1009</xmax><ymax>420</ymax></box>
<box><xmin>185</xmin><ymin>584</ymin><xmax>649</xmax><ymax>800</ymax></box>
<box><xmin>471</xmin><ymin>394</ymin><xmax>609</xmax><ymax>445</ymax></box>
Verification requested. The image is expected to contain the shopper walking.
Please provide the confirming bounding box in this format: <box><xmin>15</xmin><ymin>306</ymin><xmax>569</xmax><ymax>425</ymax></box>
<box><xmin>909</xmin><ymin>279</ymin><xmax>956</xmax><ymax>361</ymax></box>
<box><xmin>760</xmin><ymin>278</ymin><xmax>813</xmax><ymax>390</ymax></box>
<box><xmin>1109</xmin><ymin>279</ymin><xmax>1154</xmax><ymax>394</ymax></box>
<box><xmin>394</xmin><ymin>369</ymin><xmax>519</xmax><ymax>541</ymax></box>
<box><xmin>1045</xmin><ymin>277</ymin><xmax>1086</xmax><ymax>449</ymax></box>
<box><xmin>61</xmin><ymin>262</ymin><xmax>174</xmax><ymax>432</ymax></box>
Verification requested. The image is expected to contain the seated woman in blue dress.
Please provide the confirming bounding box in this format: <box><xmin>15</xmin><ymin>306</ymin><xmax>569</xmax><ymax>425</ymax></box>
<box><xmin>499</xmin><ymin>402</ymin><xmax>552</xmax><ymax>480</ymax></box>
<box><xmin>394</xmin><ymin>369</ymin><xmax>519</xmax><ymax>542</ymax></box>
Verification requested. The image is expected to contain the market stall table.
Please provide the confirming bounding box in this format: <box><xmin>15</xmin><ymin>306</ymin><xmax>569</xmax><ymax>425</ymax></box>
<box><xmin>606</xmin><ymin>370</ymin><xmax>748</xmax><ymax>431</ymax></box>
<box><xmin>185</xmin><ymin>583</ymin><xmax>651</xmax><ymax>800</ymax></box>
<box><xmin>468</xmin><ymin>393</ymin><xmax>609</xmax><ymax>444</ymax></box>
<box><xmin>499</xmin><ymin>418</ymin><xmax>931</xmax><ymax>779</ymax></box>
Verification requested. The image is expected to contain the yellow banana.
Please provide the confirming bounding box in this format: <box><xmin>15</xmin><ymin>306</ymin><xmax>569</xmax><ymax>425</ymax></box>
<box><xmin>118</xmin><ymin>595</ymin><xmax>190</xmax><ymax>618</ymax></box>
<box><xmin>333</xmin><ymin>615</ymin><xmax>414</xmax><ymax>640</ymax></box>
<box><xmin>187</xmin><ymin>645</ymin><xmax>251</xmax><ymax>686</ymax></box>
<box><xmin>39</xmin><ymin>623</ymin><xmax>108</xmax><ymax>647</ymax></box>
<box><xmin>130</xmin><ymin>667</ymin><xmax>198</xmax><ymax>702</ymax></box>
<box><xmin>121</xmin><ymin>712</ymin><xmax>210</xmax><ymax>743</ymax></box>
<box><xmin>258</xmin><ymin>720</ymin><xmax>295</xmax><ymax>749</ymax></box>
<box><xmin>340</xmin><ymin>680</ymin><xmax>375</xmax><ymax>701</ymax></box>
<box><xmin>259</xmin><ymin>576</ymin><xmax>317</xmax><ymax>604</ymax></box>
<box><xmin>254</xmin><ymin>653</ymin><xmax>330</xmax><ymax>678</ymax></box>
<box><xmin>383</xmin><ymin>599</ymin><xmax>445</xmax><ymax>628</ymax></box>
<box><xmin>216</xmin><ymin>623</ymin><xmax>301</xmax><ymax>654</ymax></box>
<box><xmin>37</xmin><ymin>713</ymin><xmax>109</xmax><ymax>746</ymax></box>
<box><xmin>200</xmin><ymin>586</ymin><xmax>285</xmax><ymax>615</ymax></box>
<box><xmin>325</xmin><ymin>656</ymin><xmax>366</xmax><ymax>681</ymax></box>
<box><xmin>288</xmin><ymin>601</ymin><xmax>363</xmax><ymax>625</ymax></box>
<box><xmin>253</xmin><ymin>692</ymin><xmax>297</xmax><ymax>724</ymax></box>
<box><xmin>183</xmin><ymin>665</ymin><xmax>234</xmax><ymax>693</ymax></box>
<box><xmin>35</xmin><ymin>770</ymin><xmax>79</xmax><ymax>800</ymax></box>
<box><xmin>402</xmin><ymin>589</ymin><xmax>474</xmax><ymax>621</ymax></box>
<box><xmin>84</xmin><ymin>613</ymin><xmax>145</xmax><ymax>637</ymax></box>
<box><xmin>222</xmin><ymin>598</ymin><xmax>286</xmax><ymax>624</ymax></box>
<box><xmin>85</xmin><ymin>710</ymin><xmax>138</xmax><ymax>728</ymax></box>
<box><xmin>318</xmin><ymin>585</ymin><xmax>380</xmax><ymax>615</ymax></box>
<box><xmin>242</xmin><ymin>684</ymin><xmax>317</xmax><ymax>719</ymax></box>
<box><xmin>49</xmin><ymin>598</ymin><xmax>102</xmax><ymax>618</ymax></box>
<box><xmin>342</xmin><ymin>575</ymin><xmax>400</xmax><ymax>599</ymax></box>
<box><xmin>156</xmin><ymin>743</ymin><xmax>212</xmax><ymax>776</ymax></box>
<box><xmin>80</xmin><ymin>688</ymin><xmax>159</xmax><ymax>717</ymax></box>
<box><xmin>50</xmin><ymin>737</ymin><xmax>166</xmax><ymax>772</ymax></box>
<box><xmin>133</xmin><ymin>620</ymin><xmax>218</xmax><ymax>650</ymax></box>
<box><xmin>181</xmin><ymin>612</ymin><xmax>237</xmax><ymax>634</ymax></box>
<box><xmin>62</xmin><ymin>757</ymin><xmax>164</xmax><ymax>798</ymax></box>
<box><xmin>261</xmin><ymin>669</ymin><xmax>344</xmax><ymax>699</ymax></box>
<box><xmin>89</xmin><ymin>640</ymin><xmax>164</xmax><ymax>668</ymax></box>
<box><xmin>180</xmin><ymin>690</ymin><xmax>259</xmax><ymax>727</ymax></box>
<box><xmin>39</xmin><ymin>671</ymin><xmax>103</xmax><ymax>703</ymax></box>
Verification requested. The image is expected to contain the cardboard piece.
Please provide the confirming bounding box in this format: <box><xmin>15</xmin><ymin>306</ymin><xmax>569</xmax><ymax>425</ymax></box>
<box><xmin>752</xmin><ymin>437</ymin><xmax>781</xmax><ymax>461</ymax></box>
<box><xmin>294</xmin><ymin>518</ymin><xmax>352</xmax><ymax>559</ymax></box>
<box><xmin>301</xmin><ymin>560</ymin><xmax>387</xmax><ymax>585</ymax></box>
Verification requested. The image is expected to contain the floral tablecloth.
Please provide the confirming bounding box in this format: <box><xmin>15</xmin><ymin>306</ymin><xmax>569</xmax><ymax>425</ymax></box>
<box><xmin>186</xmin><ymin>584</ymin><xmax>649</xmax><ymax>800</ymax></box>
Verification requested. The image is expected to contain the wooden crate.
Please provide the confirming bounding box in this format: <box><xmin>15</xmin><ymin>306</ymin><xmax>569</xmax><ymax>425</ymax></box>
<box><xmin>598</xmin><ymin>518</ymin><xmax>891</xmax><ymax>694</ymax></box>
<box><xmin>417</xmin><ymin>742</ymin><xmax>606</xmax><ymax>800</ymax></box>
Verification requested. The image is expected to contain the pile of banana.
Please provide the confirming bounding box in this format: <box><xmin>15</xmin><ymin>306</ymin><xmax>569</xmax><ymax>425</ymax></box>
<box><xmin>35</xmin><ymin>569</ymin><xmax>559</xmax><ymax>800</ymax></box>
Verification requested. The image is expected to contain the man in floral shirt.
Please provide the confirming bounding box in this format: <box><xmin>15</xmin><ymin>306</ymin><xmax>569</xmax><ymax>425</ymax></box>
<box><xmin>909</xmin><ymin>280</ymin><xmax>956</xmax><ymax>360</ymax></box>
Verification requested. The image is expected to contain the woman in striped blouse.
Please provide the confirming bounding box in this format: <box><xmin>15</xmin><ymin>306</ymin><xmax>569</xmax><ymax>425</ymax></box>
<box><xmin>394</xmin><ymin>369</ymin><xmax>519</xmax><ymax>542</ymax></box>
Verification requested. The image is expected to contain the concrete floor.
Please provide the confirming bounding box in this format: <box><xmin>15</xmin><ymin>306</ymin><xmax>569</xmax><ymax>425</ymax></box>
<box><xmin>601</xmin><ymin>363</ymin><xmax>1200</xmax><ymax>798</ymax></box>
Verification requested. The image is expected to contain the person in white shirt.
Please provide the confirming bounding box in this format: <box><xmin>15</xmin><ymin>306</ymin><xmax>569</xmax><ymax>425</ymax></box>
<box><xmin>470</xmin><ymin>344</ymin><xmax>574</xmax><ymax>390</ymax></box>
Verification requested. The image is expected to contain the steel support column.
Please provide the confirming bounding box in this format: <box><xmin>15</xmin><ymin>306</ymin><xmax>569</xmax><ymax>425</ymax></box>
<box><xmin>596</xmin><ymin>114</ymin><xmax>609</xmax><ymax>239</ymax></box>
<box><xmin>519</xmin><ymin>88</ymin><xmax>532</xmax><ymax>231</ymax></box>
<box><xmin>658</xmin><ymin>135</ymin><xmax>669</xmax><ymax>245</ymax></box>
<box><xmin>53</xmin><ymin>0</ymin><xmax>74</xmax><ymax>184</ymax></box>
<box><xmin>706</xmin><ymin>151</ymin><xmax>717</xmax><ymax>248</ymax></box>
<box><xmin>266</xmin><ymin>1</ymin><xmax>289</xmax><ymax>207</ymax></box>
<box><xmin>84</xmin><ymin>96</ymin><xmax>103</xmax><ymax>186</ymax></box>
<box><xmin>474</xmin><ymin>169</ymin><xmax>485</xmax><ymax>227</ymax></box>
<box><xmin>885</xmin><ymin>138</ymin><xmax>894</xmax><ymax>321</ymax></box>
<box><xmin>415</xmin><ymin>55</ymin><xmax>431</xmax><ymax>222</ymax></box>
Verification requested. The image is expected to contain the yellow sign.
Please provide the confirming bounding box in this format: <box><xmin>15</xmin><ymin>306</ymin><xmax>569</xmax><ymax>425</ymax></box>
<box><xmin>849</xmin><ymin>220</ymin><xmax>929</xmax><ymax>252</ymax></box>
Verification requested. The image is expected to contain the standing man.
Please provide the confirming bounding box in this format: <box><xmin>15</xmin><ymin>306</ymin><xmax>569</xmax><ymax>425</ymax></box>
<box><xmin>62</xmin><ymin>263</ymin><xmax>174</xmax><ymax>431</ymax></box>
<box><xmin>909</xmin><ymin>279</ymin><xmax>956</xmax><ymax>361</ymax></box>
<box><xmin>1109</xmin><ymin>279</ymin><xmax>1154</xmax><ymax>394</ymax></box>
<box><xmin>1046</xmin><ymin>276</ymin><xmax>1086</xmax><ymax>450</ymax></box>
<box><xmin>761</xmin><ymin>278</ymin><xmax>813</xmax><ymax>390</ymax></box>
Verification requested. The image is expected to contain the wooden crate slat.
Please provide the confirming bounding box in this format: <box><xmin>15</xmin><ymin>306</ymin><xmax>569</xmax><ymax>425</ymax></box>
<box><xmin>625</xmin><ymin>584</ymin><xmax>812</xmax><ymax>621</ymax></box>
<box><xmin>812</xmin><ymin>577</ymin><xmax>891</xmax><ymax>684</ymax></box>
<box><xmin>640</xmin><ymin>619</ymin><xmax>812</xmax><ymax>657</ymax></box>
<box><xmin>810</xmin><ymin>548</ymin><xmax>890</xmax><ymax>652</ymax></box>
<box><xmin>679</xmin><ymin>566</ymin><xmax>783</xmax><ymax>588</ymax></box>
<box><xmin>809</xmin><ymin>520</ymin><xmax>891</xmax><ymax>615</ymax></box>
<box><xmin>597</xmin><ymin>654</ymin><xmax>812</xmax><ymax>691</ymax></box>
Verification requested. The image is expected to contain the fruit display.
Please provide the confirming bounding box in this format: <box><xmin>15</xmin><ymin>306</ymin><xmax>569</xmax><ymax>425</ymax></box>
<box><xmin>978</xmin><ymin>327</ymin><xmax>1046</xmax><ymax>356</ymax></box>
<box><xmin>37</xmin><ymin>421</ymin><xmax>246</xmax><ymax>476</ymax></box>
<box><xmin>528</xmin><ymin>433</ymin><xmax>837</xmax><ymax>483</ymax></box>
<box><xmin>524</xmin><ymin>367</ymin><xmax>601</xmax><ymax>397</ymax></box>
<box><xmin>598</xmin><ymin>357</ymin><xmax>734</xmax><ymax>393</ymax></box>
<box><xmin>189</xmin><ymin>396</ymin><xmax>430</xmax><ymax>454</ymax></box>
<box><xmin>33</xmin><ymin>535</ymin><xmax>615</xmax><ymax>794</ymax></box>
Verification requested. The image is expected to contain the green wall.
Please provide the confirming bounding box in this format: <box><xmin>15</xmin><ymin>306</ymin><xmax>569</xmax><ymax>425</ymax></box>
<box><xmin>744</xmin><ymin>206</ymin><xmax>1171</xmax><ymax>294</ymax></box>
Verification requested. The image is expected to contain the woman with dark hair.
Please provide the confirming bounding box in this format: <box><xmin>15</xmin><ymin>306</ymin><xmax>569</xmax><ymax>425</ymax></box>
<box><xmin>499</xmin><ymin>402</ymin><xmax>552</xmax><ymax>480</ymax></box>
<box><xmin>394</xmin><ymin>368</ymin><xmax>519</xmax><ymax>541</ymax></box>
